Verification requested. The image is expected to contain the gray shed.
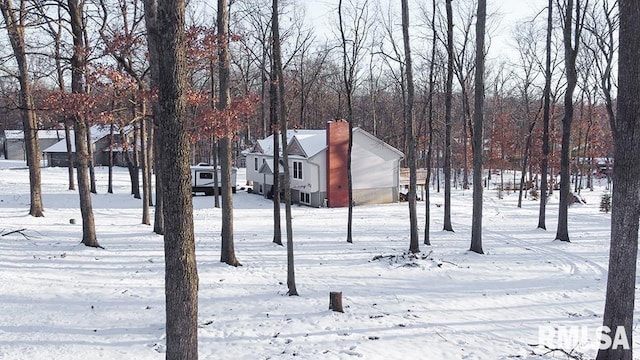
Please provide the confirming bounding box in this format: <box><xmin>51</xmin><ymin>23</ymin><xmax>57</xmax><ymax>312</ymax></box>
<box><xmin>2</xmin><ymin>129</ymin><xmax>66</xmax><ymax>161</ymax></box>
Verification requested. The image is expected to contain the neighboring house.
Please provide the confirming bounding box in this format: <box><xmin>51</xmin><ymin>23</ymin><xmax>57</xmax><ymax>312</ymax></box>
<box><xmin>2</xmin><ymin>129</ymin><xmax>66</xmax><ymax>161</ymax></box>
<box><xmin>43</xmin><ymin>125</ymin><xmax>128</xmax><ymax>167</ymax></box>
<box><xmin>246</xmin><ymin>120</ymin><xmax>404</xmax><ymax>207</ymax></box>
<box><xmin>102</xmin><ymin>143</ymin><xmax>140</xmax><ymax>167</ymax></box>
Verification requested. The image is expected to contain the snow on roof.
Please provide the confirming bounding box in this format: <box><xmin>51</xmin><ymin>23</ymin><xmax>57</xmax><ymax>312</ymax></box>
<box><xmin>291</xmin><ymin>132</ymin><xmax>326</xmax><ymax>158</ymax></box>
<box><xmin>43</xmin><ymin>125</ymin><xmax>116</xmax><ymax>153</ymax></box>
<box><xmin>4</xmin><ymin>129</ymin><xmax>66</xmax><ymax>140</ymax></box>
<box><xmin>353</xmin><ymin>127</ymin><xmax>404</xmax><ymax>159</ymax></box>
<box><xmin>254</xmin><ymin>129</ymin><xmax>326</xmax><ymax>157</ymax></box>
<box><xmin>258</xmin><ymin>158</ymin><xmax>283</xmax><ymax>174</ymax></box>
<box><xmin>250</xmin><ymin>127</ymin><xmax>403</xmax><ymax>160</ymax></box>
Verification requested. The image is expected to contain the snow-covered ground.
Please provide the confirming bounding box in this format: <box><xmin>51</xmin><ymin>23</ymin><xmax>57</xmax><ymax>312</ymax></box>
<box><xmin>0</xmin><ymin>160</ymin><xmax>630</xmax><ymax>359</ymax></box>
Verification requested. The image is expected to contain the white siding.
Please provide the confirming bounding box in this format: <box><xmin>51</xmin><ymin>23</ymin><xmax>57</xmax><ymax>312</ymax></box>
<box><xmin>351</xmin><ymin>132</ymin><xmax>399</xmax><ymax>189</ymax></box>
<box><xmin>245</xmin><ymin>154</ymin><xmax>262</xmax><ymax>183</ymax></box>
<box><xmin>289</xmin><ymin>156</ymin><xmax>323</xmax><ymax>193</ymax></box>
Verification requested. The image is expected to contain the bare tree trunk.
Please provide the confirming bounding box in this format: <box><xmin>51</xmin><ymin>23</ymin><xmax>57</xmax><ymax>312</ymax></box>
<box><xmin>470</xmin><ymin>0</ymin><xmax>485</xmax><ymax>254</ymax></box>
<box><xmin>153</xmin><ymin>127</ymin><xmax>164</xmax><ymax>234</ymax></box>
<box><xmin>65</xmin><ymin>118</ymin><xmax>75</xmax><ymax>190</ymax></box>
<box><xmin>132</xmin><ymin>122</ymin><xmax>141</xmax><ymax>199</ymax></box>
<box><xmin>212</xmin><ymin>137</ymin><xmax>220</xmax><ymax>208</ymax></box>
<box><xmin>443</xmin><ymin>0</ymin><xmax>454</xmax><ymax>232</ymax></box>
<box><xmin>147</xmin><ymin>109</ymin><xmax>154</xmax><ymax>207</ymax></box>
<box><xmin>424</xmin><ymin>0</ymin><xmax>437</xmax><ymax>246</ymax></box>
<box><xmin>556</xmin><ymin>0</ymin><xmax>583</xmax><ymax>242</ymax></box>
<box><xmin>596</xmin><ymin>2</ymin><xmax>640</xmax><ymax>359</ymax></box>
<box><xmin>518</xmin><ymin>121</ymin><xmax>537</xmax><ymax>208</ymax></box>
<box><xmin>143</xmin><ymin>0</ymin><xmax>164</xmax><ymax>235</ymax></box>
<box><xmin>0</xmin><ymin>0</ymin><xmax>44</xmax><ymax>217</ymax></box>
<box><xmin>155</xmin><ymin>0</ymin><xmax>199</xmax><ymax>356</ymax></box>
<box><xmin>400</xmin><ymin>0</ymin><xmax>419</xmax><ymax>253</ymax></box>
<box><xmin>108</xmin><ymin>122</ymin><xmax>114</xmax><ymax>194</ymax></box>
<box><xmin>85</xmin><ymin>126</ymin><xmax>96</xmax><ymax>194</ymax></box>
<box><xmin>218</xmin><ymin>0</ymin><xmax>240</xmax><ymax>267</ymax></box>
<box><xmin>597</xmin><ymin>0</ymin><xmax>640</xmax><ymax>360</ymax></box>
<box><xmin>68</xmin><ymin>0</ymin><xmax>99</xmax><ymax>248</ymax></box>
<box><xmin>273</xmin><ymin>0</ymin><xmax>297</xmax><ymax>296</ymax></box>
<box><xmin>141</xmin><ymin>99</ymin><xmax>150</xmax><ymax>225</ymax></box>
<box><xmin>436</xmin><ymin>139</ymin><xmax>441</xmax><ymax>193</ymax></box>
<box><xmin>48</xmin><ymin>7</ymin><xmax>74</xmax><ymax>191</ymax></box>
<box><xmin>208</xmin><ymin>65</ymin><xmax>220</xmax><ymax>209</ymax></box>
<box><xmin>74</xmin><ymin>120</ymin><xmax>99</xmax><ymax>247</ymax></box>
<box><xmin>338</xmin><ymin>0</ymin><xmax>355</xmax><ymax>244</ymax></box>
<box><xmin>260</xmin><ymin>46</ymin><xmax>268</xmax><ymax>139</ymax></box>
<box><xmin>462</xmin><ymin>107</ymin><xmax>470</xmax><ymax>190</ymax></box>
<box><xmin>338</xmin><ymin>0</ymin><xmax>352</xmax><ymax>244</ymax></box>
<box><xmin>270</xmin><ymin>63</ymin><xmax>282</xmax><ymax>246</ymax></box>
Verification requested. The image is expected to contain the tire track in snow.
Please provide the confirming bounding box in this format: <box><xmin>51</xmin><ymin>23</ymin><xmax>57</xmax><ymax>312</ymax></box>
<box><xmin>482</xmin><ymin>227</ymin><xmax>607</xmax><ymax>280</ymax></box>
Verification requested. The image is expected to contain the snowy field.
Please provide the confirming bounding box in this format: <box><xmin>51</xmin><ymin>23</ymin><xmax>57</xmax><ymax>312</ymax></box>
<box><xmin>0</xmin><ymin>160</ymin><xmax>632</xmax><ymax>359</ymax></box>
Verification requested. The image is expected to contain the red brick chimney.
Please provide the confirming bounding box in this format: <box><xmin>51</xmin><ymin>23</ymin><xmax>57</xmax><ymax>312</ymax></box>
<box><xmin>326</xmin><ymin>120</ymin><xmax>349</xmax><ymax>207</ymax></box>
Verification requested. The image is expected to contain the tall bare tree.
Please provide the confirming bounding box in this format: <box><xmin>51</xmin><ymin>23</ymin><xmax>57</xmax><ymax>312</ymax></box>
<box><xmin>155</xmin><ymin>0</ymin><xmax>199</xmax><ymax>356</ymax></box>
<box><xmin>0</xmin><ymin>0</ymin><xmax>44</xmax><ymax>217</ymax></box>
<box><xmin>469</xmin><ymin>0</ymin><xmax>486</xmax><ymax>254</ymax></box>
<box><xmin>400</xmin><ymin>0</ymin><xmax>419</xmax><ymax>253</ymax></box>
<box><xmin>582</xmin><ymin>0</ymin><xmax>617</xmax><ymax>131</ymax></box>
<box><xmin>68</xmin><ymin>0</ymin><xmax>99</xmax><ymax>247</ymax></box>
<box><xmin>218</xmin><ymin>0</ymin><xmax>241</xmax><ymax>267</ymax></box>
<box><xmin>338</xmin><ymin>0</ymin><xmax>372</xmax><ymax>244</ymax></box>
<box><xmin>451</xmin><ymin>1</ymin><xmax>477</xmax><ymax>191</ymax></box>
<box><xmin>272</xmin><ymin>0</ymin><xmax>298</xmax><ymax>296</ymax></box>
<box><xmin>443</xmin><ymin>0</ymin><xmax>455</xmax><ymax>232</ymax></box>
<box><xmin>555</xmin><ymin>0</ymin><xmax>586</xmax><ymax>242</ymax></box>
<box><xmin>597</xmin><ymin>2</ymin><xmax>638</xmax><ymax>359</ymax></box>
<box><xmin>97</xmin><ymin>0</ymin><xmax>152</xmax><ymax>225</ymax></box>
<box><xmin>270</xmin><ymin>50</ymin><xmax>283</xmax><ymax>246</ymax></box>
<box><xmin>35</xmin><ymin>2</ymin><xmax>75</xmax><ymax>192</ymax></box>
<box><xmin>513</xmin><ymin>22</ymin><xmax>543</xmax><ymax>209</ymax></box>
<box><xmin>538</xmin><ymin>0</ymin><xmax>554</xmax><ymax>230</ymax></box>
<box><xmin>422</xmin><ymin>0</ymin><xmax>438</xmax><ymax>246</ymax></box>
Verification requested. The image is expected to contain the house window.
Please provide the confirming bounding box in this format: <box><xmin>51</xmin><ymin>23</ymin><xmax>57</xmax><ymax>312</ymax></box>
<box><xmin>293</xmin><ymin>161</ymin><xmax>303</xmax><ymax>180</ymax></box>
<box><xmin>254</xmin><ymin>157</ymin><xmax>258</xmax><ymax>171</ymax></box>
<box><xmin>300</xmin><ymin>192</ymin><xmax>310</xmax><ymax>204</ymax></box>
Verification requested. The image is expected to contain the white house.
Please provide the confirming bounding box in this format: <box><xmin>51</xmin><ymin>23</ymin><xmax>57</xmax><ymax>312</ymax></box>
<box><xmin>246</xmin><ymin>120</ymin><xmax>404</xmax><ymax>207</ymax></box>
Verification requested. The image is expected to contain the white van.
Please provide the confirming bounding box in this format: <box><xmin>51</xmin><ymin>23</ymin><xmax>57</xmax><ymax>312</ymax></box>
<box><xmin>191</xmin><ymin>164</ymin><xmax>237</xmax><ymax>195</ymax></box>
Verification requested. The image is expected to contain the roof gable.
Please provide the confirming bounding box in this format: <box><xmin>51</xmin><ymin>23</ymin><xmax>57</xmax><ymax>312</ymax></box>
<box><xmin>291</xmin><ymin>132</ymin><xmax>326</xmax><ymax>158</ymax></box>
<box><xmin>287</xmin><ymin>137</ymin><xmax>306</xmax><ymax>157</ymax></box>
<box><xmin>252</xmin><ymin>141</ymin><xmax>265</xmax><ymax>154</ymax></box>
<box><xmin>353</xmin><ymin>127</ymin><xmax>404</xmax><ymax>160</ymax></box>
<box><xmin>258</xmin><ymin>159</ymin><xmax>284</xmax><ymax>174</ymax></box>
<box><xmin>258</xmin><ymin>129</ymin><xmax>325</xmax><ymax>156</ymax></box>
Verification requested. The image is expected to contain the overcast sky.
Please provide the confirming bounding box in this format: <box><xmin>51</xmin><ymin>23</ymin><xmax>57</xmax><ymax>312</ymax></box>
<box><xmin>302</xmin><ymin>0</ymin><xmax>549</xmax><ymax>61</ymax></box>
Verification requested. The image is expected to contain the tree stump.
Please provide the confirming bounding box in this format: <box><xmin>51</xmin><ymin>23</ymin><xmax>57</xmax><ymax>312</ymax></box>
<box><xmin>329</xmin><ymin>291</ymin><xmax>343</xmax><ymax>313</ymax></box>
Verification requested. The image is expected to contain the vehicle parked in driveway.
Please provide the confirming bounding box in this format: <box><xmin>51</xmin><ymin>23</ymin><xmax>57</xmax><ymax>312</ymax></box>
<box><xmin>191</xmin><ymin>164</ymin><xmax>237</xmax><ymax>195</ymax></box>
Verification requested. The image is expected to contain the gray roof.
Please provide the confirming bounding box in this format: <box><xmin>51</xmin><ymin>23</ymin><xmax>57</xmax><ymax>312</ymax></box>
<box><xmin>43</xmin><ymin>125</ymin><xmax>114</xmax><ymax>153</ymax></box>
<box><xmin>4</xmin><ymin>129</ymin><xmax>66</xmax><ymax>140</ymax></box>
